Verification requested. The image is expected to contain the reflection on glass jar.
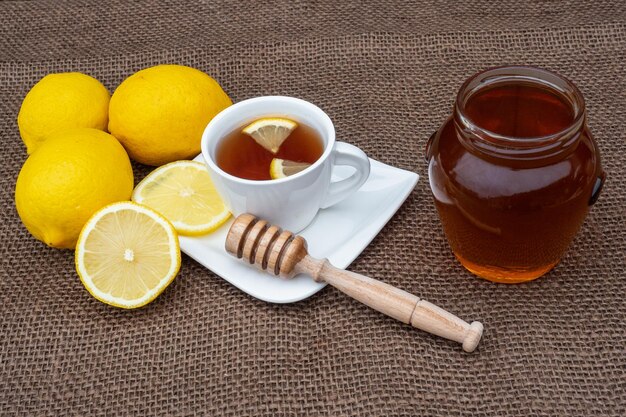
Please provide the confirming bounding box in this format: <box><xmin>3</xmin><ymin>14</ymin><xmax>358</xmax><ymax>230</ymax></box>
<box><xmin>427</xmin><ymin>66</ymin><xmax>605</xmax><ymax>283</ymax></box>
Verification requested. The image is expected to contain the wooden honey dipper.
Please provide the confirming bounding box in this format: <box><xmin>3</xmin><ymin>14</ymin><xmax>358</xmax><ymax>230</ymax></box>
<box><xmin>226</xmin><ymin>214</ymin><xmax>484</xmax><ymax>352</ymax></box>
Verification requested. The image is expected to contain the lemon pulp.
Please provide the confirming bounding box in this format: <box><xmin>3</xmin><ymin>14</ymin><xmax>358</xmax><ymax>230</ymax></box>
<box><xmin>75</xmin><ymin>202</ymin><xmax>181</xmax><ymax>309</ymax></box>
<box><xmin>242</xmin><ymin>117</ymin><xmax>298</xmax><ymax>153</ymax></box>
<box><xmin>269</xmin><ymin>158</ymin><xmax>312</xmax><ymax>179</ymax></box>
<box><xmin>132</xmin><ymin>161</ymin><xmax>231</xmax><ymax>235</ymax></box>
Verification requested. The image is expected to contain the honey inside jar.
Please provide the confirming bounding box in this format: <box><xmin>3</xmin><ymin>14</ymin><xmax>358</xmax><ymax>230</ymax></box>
<box><xmin>427</xmin><ymin>66</ymin><xmax>604</xmax><ymax>283</ymax></box>
<box><xmin>463</xmin><ymin>83</ymin><xmax>574</xmax><ymax>138</ymax></box>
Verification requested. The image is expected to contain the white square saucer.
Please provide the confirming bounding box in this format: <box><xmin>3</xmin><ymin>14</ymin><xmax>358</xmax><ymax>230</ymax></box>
<box><xmin>179</xmin><ymin>155</ymin><xmax>419</xmax><ymax>304</ymax></box>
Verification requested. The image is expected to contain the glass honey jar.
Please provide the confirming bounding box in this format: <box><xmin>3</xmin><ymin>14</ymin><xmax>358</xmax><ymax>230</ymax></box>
<box><xmin>426</xmin><ymin>66</ymin><xmax>605</xmax><ymax>283</ymax></box>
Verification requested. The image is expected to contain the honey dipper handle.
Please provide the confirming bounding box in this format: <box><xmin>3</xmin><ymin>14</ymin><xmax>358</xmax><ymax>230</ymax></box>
<box><xmin>296</xmin><ymin>256</ymin><xmax>483</xmax><ymax>352</ymax></box>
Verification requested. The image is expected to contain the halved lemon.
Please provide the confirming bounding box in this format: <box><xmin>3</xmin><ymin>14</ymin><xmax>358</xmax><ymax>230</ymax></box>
<box><xmin>132</xmin><ymin>161</ymin><xmax>231</xmax><ymax>236</ymax></box>
<box><xmin>75</xmin><ymin>201</ymin><xmax>181</xmax><ymax>309</ymax></box>
<box><xmin>242</xmin><ymin>117</ymin><xmax>298</xmax><ymax>153</ymax></box>
<box><xmin>269</xmin><ymin>158</ymin><xmax>312</xmax><ymax>179</ymax></box>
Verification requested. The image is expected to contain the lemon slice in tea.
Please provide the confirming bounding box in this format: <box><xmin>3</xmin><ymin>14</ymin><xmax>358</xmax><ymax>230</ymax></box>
<box><xmin>269</xmin><ymin>158</ymin><xmax>312</xmax><ymax>179</ymax></box>
<box><xmin>75</xmin><ymin>201</ymin><xmax>181</xmax><ymax>309</ymax></box>
<box><xmin>242</xmin><ymin>117</ymin><xmax>298</xmax><ymax>153</ymax></box>
<box><xmin>132</xmin><ymin>161</ymin><xmax>231</xmax><ymax>236</ymax></box>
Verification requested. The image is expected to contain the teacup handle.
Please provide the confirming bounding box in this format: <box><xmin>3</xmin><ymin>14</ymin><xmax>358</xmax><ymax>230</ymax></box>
<box><xmin>321</xmin><ymin>142</ymin><xmax>371</xmax><ymax>209</ymax></box>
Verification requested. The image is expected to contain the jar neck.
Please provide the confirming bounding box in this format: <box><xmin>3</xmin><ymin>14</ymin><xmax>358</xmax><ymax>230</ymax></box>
<box><xmin>453</xmin><ymin>66</ymin><xmax>586</xmax><ymax>163</ymax></box>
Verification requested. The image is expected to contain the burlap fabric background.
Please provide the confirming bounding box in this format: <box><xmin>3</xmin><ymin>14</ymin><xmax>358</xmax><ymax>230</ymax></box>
<box><xmin>1</xmin><ymin>1</ymin><xmax>625</xmax><ymax>415</ymax></box>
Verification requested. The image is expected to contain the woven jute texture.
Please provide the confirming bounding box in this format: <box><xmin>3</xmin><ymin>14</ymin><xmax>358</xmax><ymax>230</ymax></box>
<box><xmin>1</xmin><ymin>1</ymin><xmax>625</xmax><ymax>416</ymax></box>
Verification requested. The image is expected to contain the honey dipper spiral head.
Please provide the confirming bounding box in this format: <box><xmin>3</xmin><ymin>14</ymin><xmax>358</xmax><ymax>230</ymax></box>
<box><xmin>225</xmin><ymin>214</ymin><xmax>308</xmax><ymax>278</ymax></box>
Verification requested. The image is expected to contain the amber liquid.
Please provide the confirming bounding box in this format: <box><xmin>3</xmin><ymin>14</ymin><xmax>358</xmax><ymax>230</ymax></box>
<box><xmin>464</xmin><ymin>84</ymin><xmax>574</xmax><ymax>137</ymax></box>
<box><xmin>432</xmin><ymin>83</ymin><xmax>597</xmax><ymax>283</ymax></box>
<box><xmin>216</xmin><ymin>122</ymin><xmax>324</xmax><ymax>180</ymax></box>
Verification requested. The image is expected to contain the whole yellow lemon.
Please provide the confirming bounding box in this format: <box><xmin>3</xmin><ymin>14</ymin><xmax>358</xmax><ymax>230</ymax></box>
<box><xmin>17</xmin><ymin>72</ymin><xmax>110</xmax><ymax>154</ymax></box>
<box><xmin>109</xmin><ymin>64</ymin><xmax>232</xmax><ymax>166</ymax></box>
<box><xmin>15</xmin><ymin>128</ymin><xmax>134</xmax><ymax>249</ymax></box>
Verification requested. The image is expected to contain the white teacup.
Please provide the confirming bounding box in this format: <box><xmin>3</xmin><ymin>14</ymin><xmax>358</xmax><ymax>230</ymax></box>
<box><xmin>201</xmin><ymin>96</ymin><xmax>370</xmax><ymax>232</ymax></box>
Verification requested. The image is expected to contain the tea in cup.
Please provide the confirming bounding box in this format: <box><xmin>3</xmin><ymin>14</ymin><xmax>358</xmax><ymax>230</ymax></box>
<box><xmin>216</xmin><ymin>117</ymin><xmax>324</xmax><ymax>181</ymax></box>
<box><xmin>201</xmin><ymin>96</ymin><xmax>371</xmax><ymax>232</ymax></box>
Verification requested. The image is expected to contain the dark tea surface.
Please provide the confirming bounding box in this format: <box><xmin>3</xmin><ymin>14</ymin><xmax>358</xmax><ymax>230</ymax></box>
<box><xmin>216</xmin><ymin>122</ymin><xmax>324</xmax><ymax>180</ymax></box>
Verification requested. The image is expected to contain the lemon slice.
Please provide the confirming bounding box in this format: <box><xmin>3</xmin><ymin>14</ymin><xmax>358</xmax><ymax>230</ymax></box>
<box><xmin>75</xmin><ymin>201</ymin><xmax>181</xmax><ymax>309</ymax></box>
<box><xmin>242</xmin><ymin>117</ymin><xmax>298</xmax><ymax>153</ymax></box>
<box><xmin>269</xmin><ymin>158</ymin><xmax>312</xmax><ymax>179</ymax></box>
<box><xmin>132</xmin><ymin>161</ymin><xmax>231</xmax><ymax>236</ymax></box>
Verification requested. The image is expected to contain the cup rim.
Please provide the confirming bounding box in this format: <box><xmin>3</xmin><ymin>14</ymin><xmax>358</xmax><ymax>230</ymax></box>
<box><xmin>201</xmin><ymin>96</ymin><xmax>335</xmax><ymax>186</ymax></box>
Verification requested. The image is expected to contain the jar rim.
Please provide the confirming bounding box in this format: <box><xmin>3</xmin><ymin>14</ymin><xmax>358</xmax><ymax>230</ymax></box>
<box><xmin>454</xmin><ymin>65</ymin><xmax>586</xmax><ymax>149</ymax></box>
